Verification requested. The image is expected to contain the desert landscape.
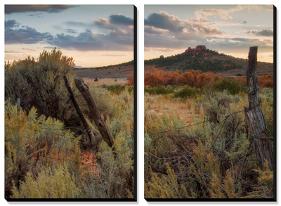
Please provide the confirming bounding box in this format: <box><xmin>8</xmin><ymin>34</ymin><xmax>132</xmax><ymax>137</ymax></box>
<box><xmin>5</xmin><ymin>49</ymin><xmax>135</xmax><ymax>199</ymax></box>
<box><xmin>5</xmin><ymin>5</ymin><xmax>135</xmax><ymax>200</ymax></box>
<box><xmin>144</xmin><ymin>46</ymin><xmax>274</xmax><ymax>199</ymax></box>
<box><xmin>144</xmin><ymin>5</ymin><xmax>275</xmax><ymax>200</ymax></box>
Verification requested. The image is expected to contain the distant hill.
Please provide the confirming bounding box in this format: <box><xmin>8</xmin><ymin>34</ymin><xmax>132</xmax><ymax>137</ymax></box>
<box><xmin>145</xmin><ymin>45</ymin><xmax>273</xmax><ymax>76</ymax></box>
<box><xmin>74</xmin><ymin>60</ymin><xmax>134</xmax><ymax>79</ymax></box>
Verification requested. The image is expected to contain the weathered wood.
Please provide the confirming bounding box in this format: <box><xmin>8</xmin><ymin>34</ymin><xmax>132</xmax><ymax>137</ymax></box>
<box><xmin>63</xmin><ymin>76</ymin><xmax>95</xmax><ymax>145</ymax></box>
<box><xmin>74</xmin><ymin>78</ymin><xmax>114</xmax><ymax>148</ymax></box>
<box><xmin>247</xmin><ymin>47</ymin><xmax>260</xmax><ymax>108</ymax></box>
<box><xmin>245</xmin><ymin>46</ymin><xmax>273</xmax><ymax>169</ymax></box>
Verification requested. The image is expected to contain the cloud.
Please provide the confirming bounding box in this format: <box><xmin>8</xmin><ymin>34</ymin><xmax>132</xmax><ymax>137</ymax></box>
<box><xmin>49</xmin><ymin>29</ymin><xmax>133</xmax><ymax>51</ymax></box>
<box><xmin>145</xmin><ymin>12</ymin><xmax>184</xmax><ymax>32</ymax></box>
<box><xmin>145</xmin><ymin>12</ymin><xmax>222</xmax><ymax>35</ymax></box>
<box><xmin>5</xmin><ymin>16</ymin><xmax>133</xmax><ymax>51</ymax></box>
<box><xmin>206</xmin><ymin>37</ymin><xmax>272</xmax><ymax>50</ymax></box>
<box><xmin>194</xmin><ymin>8</ymin><xmax>233</xmax><ymax>21</ymax></box>
<box><xmin>109</xmin><ymin>14</ymin><xmax>133</xmax><ymax>25</ymax></box>
<box><xmin>5</xmin><ymin>19</ymin><xmax>18</xmax><ymax>28</ymax></box>
<box><xmin>64</xmin><ymin>14</ymin><xmax>133</xmax><ymax>30</ymax></box>
<box><xmin>64</xmin><ymin>21</ymin><xmax>93</xmax><ymax>28</ymax></box>
<box><xmin>248</xmin><ymin>29</ymin><xmax>273</xmax><ymax>37</ymax></box>
<box><xmin>63</xmin><ymin>14</ymin><xmax>133</xmax><ymax>35</ymax></box>
<box><xmin>144</xmin><ymin>26</ymin><xmax>169</xmax><ymax>35</ymax></box>
<box><xmin>194</xmin><ymin>5</ymin><xmax>273</xmax><ymax>23</ymax></box>
<box><xmin>95</xmin><ymin>14</ymin><xmax>133</xmax><ymax>31</ymax></box>
<box><xmin>57</xmin><ymin>15</ymin><xmax>134</xmax><ymax>51</ymax></box>
<box><xmin>5</xmin><ymin>20</ymin><xmax>52</xmax><ymax>44</ymax></box>
<box><xmin>65</xmin><ymin>28</ymin><xmax>78</xmax><ymax>34</ymax></box>
<box><xmin>144</xmin><ymin>11</ymin><xmax>222</xmax><ymax>49</ymax></box>
<box><xmin>49</xmin><ymin>30</ymin><xmax>102</xmax><ymax>50</ymax></box>
<box><xmin>144</xmin><ymin>9</ymin><xmax>273</xmax><ymax>54</ymax></box>
<box><xmin>5</xmin><ymin>5</ymin><xmax>74</xmax><ymax>14</ymax></box>
<box><xmin>95</xmin><ymin>18</ymin><xmax>114</xmax><ymax>30</ymax></box>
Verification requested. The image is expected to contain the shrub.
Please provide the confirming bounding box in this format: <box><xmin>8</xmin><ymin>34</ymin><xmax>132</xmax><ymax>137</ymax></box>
<box><xmin>182</xmin><ymin>70</ymin><xmax>220</xmax><ymax>88</ymax></box>
<box><xmin>173</xmin><ymin>86</ymin><xmax>197</xmax><ymax>99</ymax></box>
<box><xmin>260</xmin><ymin>88</ymin><xmax>274</xmax><ymax>136</ymax></box>
<box><xmin>145</xmin><ymin>86</ymin><xmax>175</xmax><ymax>95</ymax></box>
<box><xmin>245</xmin><ymin>161</ymin><xmax>273</xmax><ymax>198</ymax></box>
<box><xmin>213</xmin><ymin>78</ymin><xmax>245</xmax><ymax>95</ymax></box>
<box><xmin>5</xmin><ymin>49</ymin><xmax>112</xmax><ymax>144</ymax></box>
<box><xmin>5</xmin><ymin>102</ymin><xmax>80</xmax><ymax>198</ymax></box>
<box><xmin>144</xmin><ymin>88</ymin><xmax>274</xmax><ymax>198</ymax></box>
<box><xmin>258</xmin><ymin>75</ymin><xmax>273</xmax><ymax>88</ymax></box>
<box><xmin>80</xmin><ymin>132</ymin><xmax>134</xmax><ymax>198</ymax></box>
<box><xmin>144</xmin><ymin>68</ymin><xmax>184</xmax><ymax>86</ymax></box>
<box><xmin>234</xmin><ymin>75</ymin><xmax>273</xmax><ymax>88</ymax></box>
<box><xmin>145</xmin><ymin>166</ymin><xmax>189</xmax><ymax>198</ymax></box>
<box><xmin>127</xmin><ymin>71</ymin><xmax>134</xmax><ymax>85</ymax></box>
<box><xmin>144</xmin><ymin>68</ymin><xmax>220</xmax><ymax>88</ymax></box>
<box><xmin>5</xmin><ymin>49</ymin><xmax>75</xmax><ymax>119</ymax></box>
<box><xmin>4</xmin><ymin>49</ymin><xmax>88</xmax><ymax>137</ymax></box>
<box><xmin>103</xmin><ymin>85</ymin><xmax>126</xmax><ymax>94</ymax></box>
<box><xmin>79</xmin><ymin>88</ymin><xmax>134</xmax><ymax>198</ymax></box>
<box><xmin>12</xmin><ymin>165</ymin><xmax>80</xmax><ymax>198</ymax></box>
<box><xmin>144</xmin><ymin>68</ymin><xmax>272</xmax><ymax>90</ymax></box>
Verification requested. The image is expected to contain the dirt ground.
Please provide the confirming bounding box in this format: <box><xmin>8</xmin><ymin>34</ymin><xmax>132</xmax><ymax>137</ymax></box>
<box><xmin>74</xmin><ymin>64</ymin><xmax>133</xmax><ymax>79</ymax></box>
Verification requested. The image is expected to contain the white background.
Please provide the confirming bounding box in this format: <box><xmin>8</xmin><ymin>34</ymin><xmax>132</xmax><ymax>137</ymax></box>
<box><xmin>0</xmin><ymin>0</ymin><xmax>280</xmax><ymax>205</ymax></box>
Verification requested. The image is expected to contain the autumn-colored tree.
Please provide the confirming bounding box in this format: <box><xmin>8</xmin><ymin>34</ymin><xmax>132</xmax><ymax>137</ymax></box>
<box><xmin>145</xmin><ymin>68</ymin><xmax>220</xmax><ymax>88</ymax></box>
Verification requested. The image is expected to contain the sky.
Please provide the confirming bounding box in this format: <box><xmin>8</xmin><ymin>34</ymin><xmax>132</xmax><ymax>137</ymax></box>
<box><xmin>5</xmin><ymin>5</ymin><xmax>134</xmax><ymax>67</ymax></box>
<box><xmin>144</xmin><ymin>5</ymin><xmax>274</xmax><ymax>63</ymax></box>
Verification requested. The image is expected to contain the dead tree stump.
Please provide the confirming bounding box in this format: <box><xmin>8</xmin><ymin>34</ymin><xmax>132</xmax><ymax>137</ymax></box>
<box><xmin>245</xmin><ymin>46</ymin><xmax>273</xmax><ymax>169</ymax></box>
<box><xmin>74</xmin><ymin>78</ymin><xmax>114</xmax><ymax>148</ymax></box>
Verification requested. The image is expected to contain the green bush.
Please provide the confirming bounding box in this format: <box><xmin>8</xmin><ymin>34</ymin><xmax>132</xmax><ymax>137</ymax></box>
<box><xmin>145</xmin><ymin>86</ymin><xmax>175</xmax><ymax>95</ymax></box>
<box><xmin>5</xmin><ymin>102</ymin><xmax>80</xmax><ymax>198</ymax></box>
<box><xmin>145</xmin><ymin>166</ymin><xmax>189</xmax><ymax>198</ymax></box>
<box><xmin>103</xmin><ymin>85</ymin><xmax>126</xmax><ymax>94</ymax></box>
<box><xmin>260</xmin><ymin>88</ymin><xmax>274</xmax><ymax>137</ymax></box>
<box><xmin>5</xmin><ymin>49</ymin><xmax>112</xmax><ymax>145</ymax></box>
<box><xmin>213</xmin><ymin>78</ymin><xmax>245</xmax><ymax>95</ymax></box>
<box><xmin>79</xmin><ymin>88</ymin><xmax>134</xmax><ymax>198</ymax></box>
<box><xmin>5</xmin><ymin>49</ymin><xmax>75</xmax><ymax>119</ymax></box>
<box><xmin>173</xmin><ymin>86</ymin><xmax>197</xmax><ymax>99</ymax></box>
<box><xmin>12</xmin><ymin>165</ymin><xmax>80</xmax><ymax>198</ymax></box>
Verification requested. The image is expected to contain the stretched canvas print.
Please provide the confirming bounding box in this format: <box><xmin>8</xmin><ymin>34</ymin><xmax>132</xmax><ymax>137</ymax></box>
<box><xmin>5</xmin><ymin>5</ymin><xmax>137</xmax><ymax>200</ymax></box>
<box><xmin>144</xmin><ymin>5</ymin><xmax>276</xmax><ymax>200</ymax></box>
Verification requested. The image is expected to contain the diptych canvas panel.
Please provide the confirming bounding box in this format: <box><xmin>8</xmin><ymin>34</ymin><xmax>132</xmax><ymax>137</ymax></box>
<box><xmin>144</xmin><ymin>5</ymin><xmax>276</xmax><ymax>201</ymax></box>
<box><xmin>5</xmin><ymin>5</ymin><xmax>137</xmax><ymax>201</ymax></box>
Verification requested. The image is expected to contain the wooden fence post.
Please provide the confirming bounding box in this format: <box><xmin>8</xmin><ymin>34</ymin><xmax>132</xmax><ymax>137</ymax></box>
<box><xmin>63</xmin><ymin>76</ymin><xmax>96</xmax><ymax>146</ymax></box>
<box><xmin>74</xmin><ymin>78</ymin><xmax>114</xmax><ymax>148</ymax></box>
<box><xmin>245</xmin><ymin>46</ymin><xmax>273</xmax><ymax>169</ymax></box>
